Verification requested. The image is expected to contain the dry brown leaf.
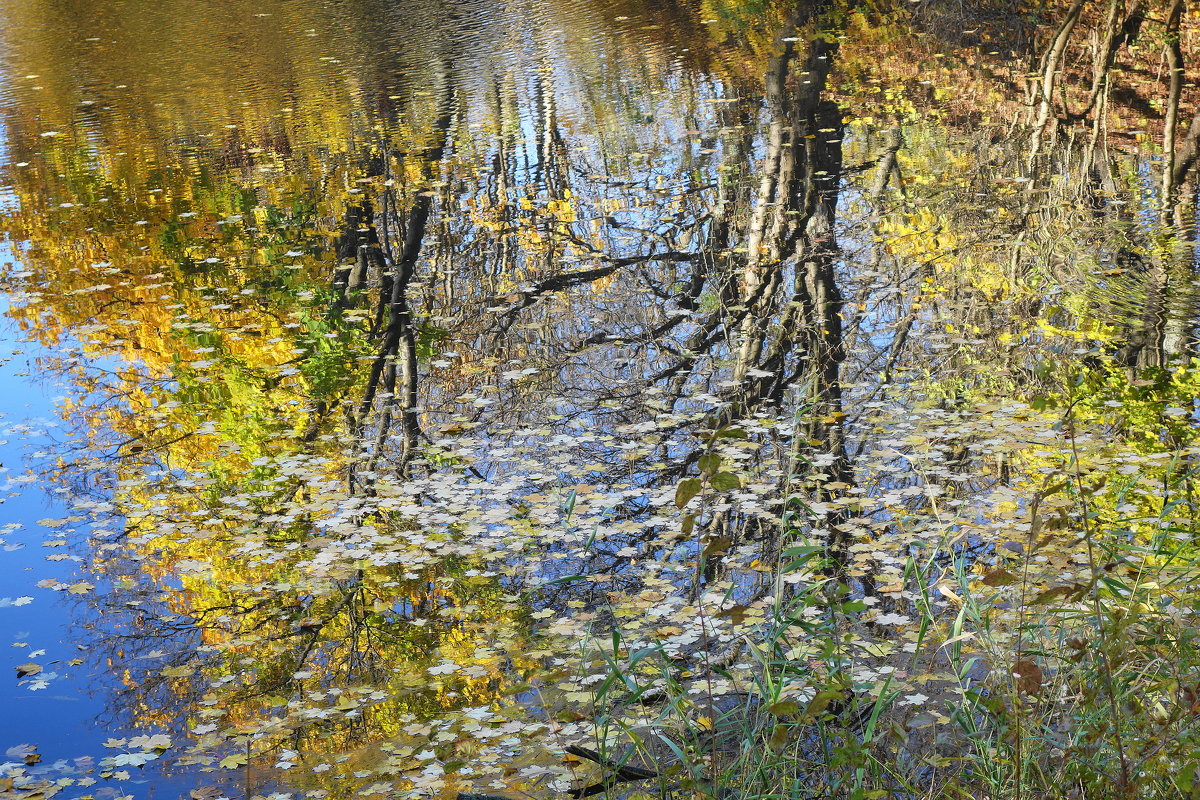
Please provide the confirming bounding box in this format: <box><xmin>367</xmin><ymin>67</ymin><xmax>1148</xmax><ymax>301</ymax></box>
<box><xmin>1012</xmin><ymin>659</ymin><xmax>1043</xmax><ymax>695</ymax></box>
<box><xmin>981</xmin><ymin>568</ymin><xmax>1020</xmax><ymax>586</ymax></box>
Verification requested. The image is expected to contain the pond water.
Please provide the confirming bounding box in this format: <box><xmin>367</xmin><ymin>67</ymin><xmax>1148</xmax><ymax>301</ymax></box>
<box><xmin>0</xmin><ymin>1</ymin><xmax>1198</xmax><ymax>799</ymax></box>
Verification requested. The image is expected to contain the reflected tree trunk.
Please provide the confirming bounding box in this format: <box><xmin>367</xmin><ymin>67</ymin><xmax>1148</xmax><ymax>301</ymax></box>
<box><xmin>353</xmin><ymin>65</ymin><xmax>457</xmax><ymax>488</ymax></box>
<box><xmin>1027</xmin><ymin>0</ymin><xmax>1086</xmax><ymax>170</ymax></box>
<box><xmin>1162</xmin><ymin>0</ymin><xmax>1186</xmax><ymax>223</ymax></box>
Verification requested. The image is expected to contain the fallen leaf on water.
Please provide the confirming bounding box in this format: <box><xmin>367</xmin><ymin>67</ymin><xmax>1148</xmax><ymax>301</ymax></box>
<box><xmin>0</xmin><ymin>780</ymin><xmax>61</xmax><ymax>800</ymax></box>
<box><xmin>981</xmin><ymin>568</ymin><xmax>1019</xmax><ymax>587</ymax></box>
<box><xmin>160</xmin><ymin>664</ymin><xmax>195</xmax><ymax>678</ymax></box>
<box><xmin>129</xmin><ymin>733</ymin><xmax>172</xmax><ymax>750</ymax></box>
<box><xmin>15</xmin><ymin>662</ymin><xmax>41</xmax><ymax>678</ymax></box>
<box><xmin>218</xmin><ymin>753</ymin><xmax>247</xmax><ymax>769</ymax></box>
<box><xmin>190</xmin><ymin>788</ymin><xmax>228</xmax><ymax>800</ymax></box>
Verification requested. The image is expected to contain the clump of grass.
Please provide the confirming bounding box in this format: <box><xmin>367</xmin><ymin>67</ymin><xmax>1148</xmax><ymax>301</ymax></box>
<box><xmin>567</xmin><ymin>451</ymin><xmax>1200</xmax><ymax>800</ymax></box>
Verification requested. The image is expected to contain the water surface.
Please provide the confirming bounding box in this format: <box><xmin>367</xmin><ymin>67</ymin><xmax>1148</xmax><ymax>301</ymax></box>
<box><xmin>0</xmin><ymin>1</ymin><xmax>1197</xmax><ymax>799</ymax></box>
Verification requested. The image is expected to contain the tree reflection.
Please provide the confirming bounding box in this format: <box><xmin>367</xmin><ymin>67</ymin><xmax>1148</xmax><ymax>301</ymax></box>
<box><xmin>4</xmin><ymin>0</ymin><xmax>1200</xmax><ymax>797</ymax></box>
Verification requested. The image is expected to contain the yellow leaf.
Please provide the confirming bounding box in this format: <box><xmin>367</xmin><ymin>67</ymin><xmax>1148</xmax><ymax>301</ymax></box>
<box><xmin>218</xmin><ymin>753</ymin><xmax>248</xmax><ymax>769</ymax></box>
<box><xmin>160</xmin><ymin>664</ymin><xmax>195</xmax><ymax>678</ymax></box>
